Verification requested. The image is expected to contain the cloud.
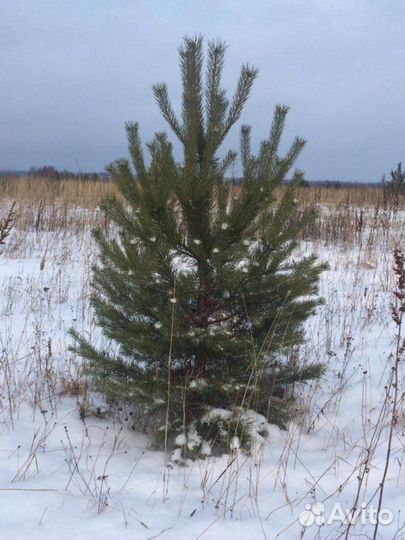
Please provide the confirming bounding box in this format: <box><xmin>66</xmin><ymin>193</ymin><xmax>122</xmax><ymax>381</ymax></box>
<box><xmin>1</xmin><ymin>0</ymin><xmax>404</xmax><ymax>181</ymax></box>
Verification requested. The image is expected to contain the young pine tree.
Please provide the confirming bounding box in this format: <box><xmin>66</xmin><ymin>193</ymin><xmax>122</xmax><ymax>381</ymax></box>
<box><xmin>71</xmin><ymin>36</ymin><xmax>326</xmax><ymax>457</ymax></box>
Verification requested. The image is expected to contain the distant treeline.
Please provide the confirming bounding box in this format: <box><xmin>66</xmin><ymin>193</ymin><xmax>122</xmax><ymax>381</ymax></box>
<box><xmin>229</xmin><ymin>177</ymin><xmax>381</xmax><ymax>188</ymax></box>
<box><xmin>0</xmin><ymin>166</ymin><xmax>109</xmax><ymax>180</ymax></box>
<box><xmin>0</xmin><ymin>167</ymin><xmax>398</xmax><ymax>189</ymax></box>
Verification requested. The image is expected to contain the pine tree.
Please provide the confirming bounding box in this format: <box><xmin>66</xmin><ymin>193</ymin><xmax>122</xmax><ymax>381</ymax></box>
<box><xmin>388</xmin><ymin>163</ymin><xmax>405</xmax><ymax>209</ymax></box>
<box><xmin>0</xmin><ymin>203</ymin><xmax>15</xmax><ymax>255</ymax></box>
<box><xmin>70</xmin><ymin>36</ymin><xmax>327</xmax><ymax>457</ymax></box>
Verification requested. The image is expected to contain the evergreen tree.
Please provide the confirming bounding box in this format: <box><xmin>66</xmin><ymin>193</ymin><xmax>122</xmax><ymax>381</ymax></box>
<box><xmin>71</xmin><ymin>36</ymin><xmax>327</xmax><ymax>457</ymax></box>
<box><xmin>0</xmin><ymin>203</ymin><xmax>15</xmax><ymax>255</ymax></box>
<box><xmin>388</xmin><ymin>162</ymin><xmax>405</xmax><ymax>209</ymax></box>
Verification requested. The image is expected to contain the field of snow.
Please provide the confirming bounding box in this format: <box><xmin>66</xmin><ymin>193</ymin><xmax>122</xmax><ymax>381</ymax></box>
<box><xmin>0</xmin><ymin>205</ymin><xmax>404</xmax><ymax>540</ymax></box>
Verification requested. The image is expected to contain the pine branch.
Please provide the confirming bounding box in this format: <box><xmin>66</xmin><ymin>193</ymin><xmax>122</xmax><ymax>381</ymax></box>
<box><xmin>125</xmin><ymin>121</ymin><xmax>147</xmax><ymax>180</ymax></box>
<box><xmin>222</xmin><ymin>64</ymin><xmax>258</xmax><ymax>137</ymax></box>
<box><xmin>152</xmin><ymin>83</ymin><xmax>184</xmax><ymax>142</ymax></box>
<box><xmin>179</xmin><ymin>35</ymin><xmax>205</xmax><ymax>165</ymax></box>
<box><xmin>240</xmin><ymin>124</ymin><xmax>253</xmax><ymax>177</ymax></box>
<box><xmin>0</xmin><ymin>202</ymin><xmax>16</xmax><ymax>254</ymax></box>
<box><xmin>205</xmin><ymin>39</ymin><xmax>228</xmax><ymax>137</ymax></box>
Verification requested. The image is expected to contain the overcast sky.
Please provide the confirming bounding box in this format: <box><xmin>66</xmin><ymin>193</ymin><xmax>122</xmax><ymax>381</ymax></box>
<box><xmin>1</xmin><ymin>0</ymin><xmax>404</xmax><ymax>181</ymax></box>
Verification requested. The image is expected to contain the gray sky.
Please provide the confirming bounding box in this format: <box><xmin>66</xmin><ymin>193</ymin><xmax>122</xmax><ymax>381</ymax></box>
<box><xmin>1</xmin><ymin>0</ymin><xmax>404</xmax><ymax>181</ymax></box>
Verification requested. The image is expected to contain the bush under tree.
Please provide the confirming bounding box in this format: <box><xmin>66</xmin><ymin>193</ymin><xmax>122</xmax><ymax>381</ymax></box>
<box><xmin>71</xmin><ymin>36</ymin><xmax>326</xmax><ymax>458</ymax></box>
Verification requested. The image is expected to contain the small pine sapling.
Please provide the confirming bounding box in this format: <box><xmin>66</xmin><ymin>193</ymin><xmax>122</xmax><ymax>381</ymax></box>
<box><xmin>71</xmin><ymin>37</ymin><xmax>327</xmax><ymax>457</ymax></box>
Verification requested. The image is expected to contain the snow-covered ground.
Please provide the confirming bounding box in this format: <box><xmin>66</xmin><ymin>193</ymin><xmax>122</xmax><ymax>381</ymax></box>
<box><xmin>0</xmin><ymin>208</ymin><xmax>404</xmax><ymax>539</ymax></box>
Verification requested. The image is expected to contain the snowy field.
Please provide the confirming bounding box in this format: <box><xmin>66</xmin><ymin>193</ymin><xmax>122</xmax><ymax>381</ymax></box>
<box><xmin>0</xmin><ymin>204</ymin><xmax>404</xmax><ymax>540</ymax></box>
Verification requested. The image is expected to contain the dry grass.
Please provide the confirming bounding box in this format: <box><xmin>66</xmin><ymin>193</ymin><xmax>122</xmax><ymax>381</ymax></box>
<box><xmin>0</xmin><ymin>175</ymin><xmax>393</xmax><ymax>208</ymax></box>
<box><xmin>0</xmin><ymin>176</ymin><xmax>115</xmax><ymax>233</ymax></box>
<box><xmin>0</xmin><ymin>175</ymin><xmax>117</xmax><ymax>208</ymax></box>
<box><xmin>1</xmin><ymin>175</ymin><xmax>403</xmax><ymax>243</ymax></box>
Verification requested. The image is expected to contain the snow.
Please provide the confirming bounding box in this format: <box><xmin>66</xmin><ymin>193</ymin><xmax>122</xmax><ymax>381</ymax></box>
<box><xmin>0</xmin><ymin>208</ymin><xmax>404</xmax><ymax>539</ymax></box>
<box><xmin>189</xmin><ymin>378</ymin><xmax>208</xmax><ymax>390</ymax></box>
<box><xmin>201</xmin><ymin>408</ymin><xmax>232</xmax><ymax>421</ymax></box>
<box><xmin>230</xmin><ymin>436</ymin><xmax>240</xmax><ymax>450</ymax></box>
<box><xmin>175</xmin><ymin>433</ymin><xmax>187</xmax><ymax>446</ymax></box>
